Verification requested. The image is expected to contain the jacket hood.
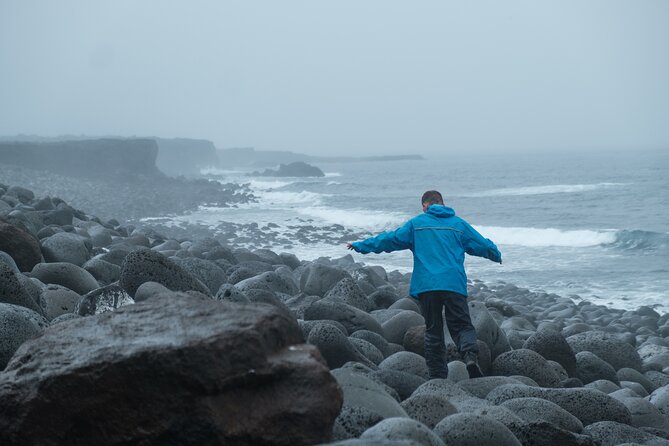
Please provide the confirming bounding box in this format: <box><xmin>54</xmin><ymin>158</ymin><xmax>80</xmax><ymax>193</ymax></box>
<box><xmin>426</xmin><ymin>204</ymin><xmax>455</xmax><ymax>218</ymax></box>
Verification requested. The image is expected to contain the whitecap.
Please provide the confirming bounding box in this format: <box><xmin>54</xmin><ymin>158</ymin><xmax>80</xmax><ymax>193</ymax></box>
<box><xmin>463</xmin><ymin>182</ymin><xmax>629</xmax><ymax>198</ymax></box>
<box><xmin>324</xmin><ymin>172</ymin><xmax>342</xmax><ymax>177</ymax></box>
<box><xmin>296</xmin><ymin>207</ymin><xmax>408</xmax><ymax>232</ymax></box>
<box><xmin>476</xmin><ymin>225</ymin><xmax>617</xmax><ymax>248</ymax></box>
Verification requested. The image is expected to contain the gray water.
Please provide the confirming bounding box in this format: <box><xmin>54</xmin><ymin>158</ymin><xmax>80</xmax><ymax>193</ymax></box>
<box><xmin>156</xmin><ymin>149</ymin><xmax>669</xmax><ymax>312</ymax></box>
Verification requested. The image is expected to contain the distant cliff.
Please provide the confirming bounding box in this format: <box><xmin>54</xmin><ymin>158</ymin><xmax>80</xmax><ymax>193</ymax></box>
<box><xmin>218</xmin><ymin>147</ymin><xmax>424</xmax><ymax>167</ymax></box>
<box><xmin>154</xmin><ymin>138</ymin><xmax>220</xmax><ymax>176</ymax></box>
<box><xmin>0</xmin><ymin>139</ymin><xmax>161</xmax><ymax>177</ymax></box>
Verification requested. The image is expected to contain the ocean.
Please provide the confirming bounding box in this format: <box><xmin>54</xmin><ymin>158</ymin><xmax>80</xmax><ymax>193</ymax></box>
<box><xmin>150</xmin><ymin>149</ymin><xmax>669</xmax><ymax>313</ymax></box>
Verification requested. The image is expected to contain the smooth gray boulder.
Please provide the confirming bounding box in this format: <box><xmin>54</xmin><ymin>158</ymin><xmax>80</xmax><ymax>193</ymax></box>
<box><xmin>568</xmin><ymin>331</ymin><xmax>643</xmax><ymax>371</ymax></box>
<box><xmin>118</xmin><ymin>249</ymin><xmax>210</xmax><ymax>297</ymax></box>
<box><xmin>214</xmin><ymin>283</ymin><xmax>250</xmax><ymax>304</ymax></box>
<box><xmin>492</xmin><ymin>349</ymin><xmax>563</xmax><ymax>387</ymax></box>
<box><xmin>349</xmin><ymin>337</ymin><xmax>384</xmax><ymax>365</ymax></box>
<box><xmin>39</xmin><ymin>284</ymin><xmax>80</xmax><ymax>320</ymax></box>
<box><xmin>583</xmin><ymin>421</ymin><xmax>669</xmax><ymax>446</ymax></box>
<box><xmin>523</xmin><ymin>327</ymin><xmax>577</xmax><ymax>377</ymax></box>
<box><xmin>433</xmin><ymin>413</ymin><xmax>522</xmax><ymax>446</ymax></box>
<box><xmin>82</xmin><ymin>258</ymin><xmax>121</xmax><ymax>285</ymax></box>
<box><xmin>331</xmin><ymin>367</ymin><xmax>408</xmax><ymax>440</ymax></box>
<box><xmin>235</xmin><ymin>270</ymin><xmax>297</xmax><ymax>296</ymax></box>
<box><xmin>400</xmin><ymin>392</ymin><xmax>457</xmax><ymax>428</ymax></box>
<box><xmin>487</xmin><ymin>384</ymin><xmax>632</xmax><ymax>426</ymax></box>
<box><xmin>0</xmin><ymin>303</ymin><xmax>45</xmax><ymax>369</ymax></box>
<box><xmin>41</xmin><ymin>232</ymin><xmax>90</xmax><ymax>266</ymax></box>
<box><xmin>371</xmin><ymin>369</ymin><xmax>426</xmax><ymax>401</ymax></box>
<box><xmin>300</xmin><ymin>263</ymin><xmax>351</xmax><ymax>297</ymax></box>
<box><xmin>382</xmin><ymin>310</ymin><xmax>424</xmax><ymax>345</ymax></box>
<box><xmin>308</xmin><ymin>323</ymin><xmax>375</xmax><ymax>369</ymax></box>
<box><xmin>500</xmin><ymin>397</ymin><xmax>583</xmax><ymax>433</ymax></box>
<box><xmin>29</xmin><ymin>262</ymin><xmax>100</xmax><ymax>295</ymax></box>
<box><xmin>304</xmin><ymin>298</ymin><xmax>385</xmax><ymax>336</ymax></box>
<box><xmin>379</xmin><ymin>352</ymin><xmax>429</xmax><ymax>380</ymax></box>
<box><xmin>649</xmin><ymin>385</ymin><xmax>669</xmax><ymax>417</ymax></box>
<box><xmin>576</xmin><ymin>351</ymin><xmax>620</xmax><ymax>385</ymax></box>
<box><xmin>469</xmin><ymin>300</ymin><xmax>511</xmax><ymax>360</ymax></box>
<box><xmin>171</xmin><ymin>257</ymin><xmax>227</xmax><ymax>295</ymax></box>
<box><xmin>0</xmin><ymin>262</ymin><xmax>44</xmax><ymax>314</ymax></box>
<box><xmin>360</xmin><ymin>418</ymin><xmax>445</xmax><ymax>446</ymax></box>
<box><xmin>350</xmin><ymin>330</ymin><xmax>393</xmax><ymax>358</ymax></box>
<box><xmin>458</xmin><ymin>376</ymin><xmax>532</xmax><ymax>399</ymax></box>
<box><xmin>325</xmin><ymin>278</ymin><xmax>369</xmax><ymax>311</ymax></box>
<box><xmin>617</xmin><ymin>367</ymin><xmax>657</xmax><ymax>394</ymax></box>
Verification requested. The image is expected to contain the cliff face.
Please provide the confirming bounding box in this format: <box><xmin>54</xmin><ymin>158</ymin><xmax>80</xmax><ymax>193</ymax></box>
<box><xmin>0</xmin><ymin>139</ymin><xmax>161</xmax><ymax>177</ymax></box>
<box><xmin>154</xmin><ymin>138</ymin><xmax>220</xmax><ymax>176</ymax></box>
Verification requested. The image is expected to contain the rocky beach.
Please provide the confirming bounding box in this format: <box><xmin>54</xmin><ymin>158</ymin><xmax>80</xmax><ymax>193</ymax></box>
<box><xmin>2</xmin><ymin>179</ymin><xmax>669</xmax><ymax>446</ymax></box>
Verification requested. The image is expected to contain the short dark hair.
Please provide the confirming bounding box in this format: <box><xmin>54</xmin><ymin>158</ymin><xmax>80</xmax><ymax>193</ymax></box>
<box><xmin>421</xmin><ymin>190</ymin><xmax>444</xmax><ymax>206</ymax></box>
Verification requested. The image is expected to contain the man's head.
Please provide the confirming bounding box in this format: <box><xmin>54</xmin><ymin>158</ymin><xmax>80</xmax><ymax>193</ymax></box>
<box><xmin>421</xmin><ymin>190</ymin><xmax>444</xmax><ymax>212</ymax></box>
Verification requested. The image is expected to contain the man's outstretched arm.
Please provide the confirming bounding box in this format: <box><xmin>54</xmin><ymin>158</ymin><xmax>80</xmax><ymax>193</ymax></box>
<box><xmin>462</xmin><ymin>221</ymin><xmax>502</xmax><ymax>263</ymax></box>
<box><xmin>347</xmin><ymin>220</ymin><xmax>413</xmax><ymax>254</ymax></box>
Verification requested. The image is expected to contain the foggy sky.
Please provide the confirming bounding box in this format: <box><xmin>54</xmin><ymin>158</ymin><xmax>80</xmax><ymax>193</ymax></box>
<box><xmin>1</xmin><ymin>1</ymin><xmax>668</xmax><ymax>156</ymax></box>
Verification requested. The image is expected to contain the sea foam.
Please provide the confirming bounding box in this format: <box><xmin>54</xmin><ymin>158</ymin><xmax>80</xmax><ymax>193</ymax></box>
<box><xmin>464</xmin><ymin>182</ymin><xmax>628</xmax><ymax>197</ymax></box>
<box><xmin>477</xmin><ymin>225</ymin><xmax>617</xmax><ymax>248</ymax></box>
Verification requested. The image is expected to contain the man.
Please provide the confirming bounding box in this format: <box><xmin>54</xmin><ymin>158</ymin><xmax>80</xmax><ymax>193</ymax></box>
<box><xmin>347</xmin><ymin>190</ymin><xmax>502</xmax><ymax>379</ymax></box>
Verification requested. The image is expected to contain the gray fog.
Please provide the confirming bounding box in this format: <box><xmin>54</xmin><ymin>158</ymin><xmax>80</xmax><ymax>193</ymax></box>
<box><xmin>1</xmin><ymin>0</ymin><xmax>668</xmax><ymax>156</ymax></box>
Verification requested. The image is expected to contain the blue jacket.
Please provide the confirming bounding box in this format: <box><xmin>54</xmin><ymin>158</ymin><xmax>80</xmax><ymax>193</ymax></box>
<box><xmin>352</xmin><ymin>205</ymin><xmax>501</xmax><ymax>298</ymax></box>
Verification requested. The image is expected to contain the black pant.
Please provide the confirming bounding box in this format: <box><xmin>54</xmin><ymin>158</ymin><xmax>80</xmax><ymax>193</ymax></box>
<box><xmin>418</xmin><ymin>290</ymin><xmax>478</xmax><ymax>379</ymax></box>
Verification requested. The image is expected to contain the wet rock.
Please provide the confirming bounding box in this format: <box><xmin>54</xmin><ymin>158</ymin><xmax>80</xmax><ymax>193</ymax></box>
<box><xmin>304</xmin><ymin>298</ymin><xmax>385</xmax><ymax>336</ymax></box>
<box><xmin>583</xmin><ymin>421</ymin><xmax>669</xmax><ymax>446</ymax></box>
<box><xmin>492</xmin><ymin>349</ymin><xmax>563</xmax><ymax>387</ymax></box>
<box><xmin>575</xmin><ymin>351</ymin><xmax>620</xmax><ymax>385</ymax></box>
<box><xmin>325</xmin><ymin>278</ymin><xmax>369</xmax><ymax>312</ymax></box>
<box><xmin>300</xmin><ymin>263</ymin><xmax>351</xmax><ymax>297</ymax></box>
<box><xmin>360</xmin><ymin>417</ymin><xmax>445</xmax><ymax>446</ymax></box>
<box><xmin>119</xmin><ymin>249</ymin><xmax>210</xmax><ymax>297</ymax></box>
<box><xmin>350</xmin><ymin>329</ymin><xmax>393</xmax><ymax>357</ymax></box>
<box><xmin>41</xmin><ymin>232</ymin><xmax>90</xmax><ymax>266</ymax></box>
<box><xmin>0</xmin><ymin>295</ymin><xmax>342</xmax><ymax>446</ymax></box>
<box><xmin>401</xmin><ymin>392</ymin><xmax>457</xmax><ymax>428</ymax></box>
<box><xmin>371</xmin><ymin>369</ymin><xmax>426</xmax><ymax>401</ymax></box>
<box><xmin>349</xmin><ymin>337</ymin><xmax>384</xmax><ymax>365</ymax></box>
<box><xmin>0</xmin><ymin>221</ymin><xmax>42</xmax><ymax>272</ymax></box>
<box><xmin>172</xmin><ymin>257</ymin><xmax>227</xmax><ymax>295</ymax></box>
<box><xmin>236</xmin><ymin>270</ymin><xmax>297</xmax><ymax>296</ymax></box>
<box><xmin>39</xmin><ymin>284</ymin><xmax>80</xmax><ymax>320</ymax></box>
<box><xmin>307</xmin><ymin>323</ymin><xmax>374</xmax><ymax>369</ymax></box>
<box><xmin>382</xmin><ymin>310</ymin><xmax>424</xmax><ymax>345</ymax></box>
<box><xmin>433</xmin><ymin>413</ymin><xmax>522</xmax><ymax>446</ymax></box>
<box><xmin>368</xmin><ymin>287</ymin><xmax>400</xmax><ymax>310</ymax></box>
<box><xmin>567</xmin><ymin>330</ymin><xmax>643</xmax><ymax>371</ymax></box>
<box><xmin>500</xmin><ymin>397</ymin><xmax>583</xmax><ymax>433</ymax></box>
<box><xmin>82</xmin><ymin>258</ymin><xmax>121</xmax><ymax>285</ymax></box>
<box><xmin>379</xmin><ymin>352</ymin><xmax>429</xmax><ymax>380</ymax></box>
<box><xmin>331</xmin><ymin>367</ymin><xmax>407</xmax><ymax>440</ymax></box>
<box><xmin>75</xmin><ymin>284</ymin><xmax>134</xmax><ymax>316</ymax></box>
<box><xmin>214</xmin><ymin>283</ymin><xmax>250</xmax><ymax>303</ymax></box>
<box><xmin>0</xmin><ymin>262</ymin><xmax>44</xmax><ymax>314</ymax></box>
<box><xmin>523</xmin><ymin>327</ymin><xmax>577</xmax><ymax>377</ymax></box>
<box><xmin>458</xmin><ymin>376</ymin><xmax>531</xmax><ymax>399</ymax></box>
<box><xmin>487</xmin><ymin>384</ymin><xmax>632</xmax><ymax>426</ymax></box>
<box><xmin>617</xmin><ymin>367</ymin><xmax>657</xmax><ymax>394</ymax></box>
<box><xmin>469</xmin><ymin>300</ymin><xmax>512</xmax><ymax>360</ymax></box>
<box><xmin>30</xmin><ymin>262</ymin><xmax>100</xmax><ymax>295</ymax></box>
<box><xmin>0</xmin><ymin>303</ymin><xmax>45</xmax><ymax>369</ymax></box>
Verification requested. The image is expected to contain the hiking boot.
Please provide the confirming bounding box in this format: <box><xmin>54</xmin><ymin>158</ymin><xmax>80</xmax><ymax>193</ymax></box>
<box><xmin>463</xmin><ymin>351</ymin><xmax>483</xmax><ymax>378</ymax></box>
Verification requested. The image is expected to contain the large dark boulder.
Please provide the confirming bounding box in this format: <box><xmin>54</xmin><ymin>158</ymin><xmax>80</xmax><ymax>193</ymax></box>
<box><xmin>29</xmin><ymin>262</ymin><xmax>100</xmax><ymax>295</ymax></box>
<box><xmin>119</xmin><ymin>249</ymin><xmax>211</xmax><ymax>297</ymax></box>
<box><xmin>41</xmin><ymin>232</ymin><xmax>90</xmax><ymax>266</ymax></box>
<box><xmin>0</xmin><ymin>294</ymin><xmax>342</xmax><ymax>446</ymax></box>
<box><xmin>523</xmin><ymin>327</ymin><xmax>577</xmax><ymax>377</ymax></box>
<box><xmin>0</xmin><ymin>220</ymin><xmax>42</xmax><ymax>272</ymax></box>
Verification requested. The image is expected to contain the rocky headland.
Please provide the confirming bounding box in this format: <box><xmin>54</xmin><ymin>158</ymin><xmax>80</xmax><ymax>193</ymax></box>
<box><xmin>2</xmin><ymin>183</ymin><xmax>669</xmax><ymax>445</ymax></box>
<box><xmin>0</xmin><ymin>138</ymin><xmax>253</xmax><ymax>221</ymax></box>
<box><xmin>252</xmin><ymin>161</ymin><xmax>326</xmax><ymax>177</ymax></box>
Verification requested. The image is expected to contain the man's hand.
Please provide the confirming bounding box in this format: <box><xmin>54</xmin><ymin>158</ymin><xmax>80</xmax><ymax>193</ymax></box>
<box><xmin>346</xmin><ymin>242</ymin><xmax>355</xmax><ymax>251</ymax></box>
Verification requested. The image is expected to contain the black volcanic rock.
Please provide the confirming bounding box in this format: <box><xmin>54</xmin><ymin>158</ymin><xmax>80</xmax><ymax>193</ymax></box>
<box><xmin>0</xmin><ymin>294</ymin><xmax>343</xmax><ymax>446</ymax></box>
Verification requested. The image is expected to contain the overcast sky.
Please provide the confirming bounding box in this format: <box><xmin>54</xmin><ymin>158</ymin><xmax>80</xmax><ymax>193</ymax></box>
<box><xmin>1</xmin><ymin>1</ymin><xmax>668</xmax><ymax>156</ymax></box>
